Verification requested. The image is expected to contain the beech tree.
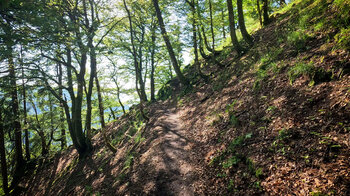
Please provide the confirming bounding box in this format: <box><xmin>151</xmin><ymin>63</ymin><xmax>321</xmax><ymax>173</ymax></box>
<box><xmin>152</xmin><ymin>0</ymin><xmax>190</xmax><ymax>86</ymax></box>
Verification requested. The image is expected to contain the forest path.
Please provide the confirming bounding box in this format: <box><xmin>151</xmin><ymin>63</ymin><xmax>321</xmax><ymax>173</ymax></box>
<box><xmin>127</xmin><ymin>101</ymin><xmax>203</xmax><ymax>195</ymax></box>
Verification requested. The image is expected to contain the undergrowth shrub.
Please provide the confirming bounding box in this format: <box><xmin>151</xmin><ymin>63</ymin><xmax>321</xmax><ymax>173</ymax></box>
<box><xmin>287</xmin><ymin>30</ymin><xmax>310</xmax><ymax>51</ymax></box>
<box><xmin>288</xmin><ymin>61</ymin><xmax>315</xmax><ymax>84</ymax></box>
<box><xmin>335</xmin><ymin>28</ymin><xmax>350</xmax><ymax>50</ymax></box>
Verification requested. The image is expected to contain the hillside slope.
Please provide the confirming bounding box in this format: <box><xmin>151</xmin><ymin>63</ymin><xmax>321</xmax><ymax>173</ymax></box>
<box><xmin>17</xmin><ymin>0</ymin><xmax>350</xmax><ymax>195</ymax></box>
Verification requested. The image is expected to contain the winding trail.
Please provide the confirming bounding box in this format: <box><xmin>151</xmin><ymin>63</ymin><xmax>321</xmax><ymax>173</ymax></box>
<box><xmin>128</xmin><ymin>104</ymin><xmax>202</xmax><ymax>195</ymax></box>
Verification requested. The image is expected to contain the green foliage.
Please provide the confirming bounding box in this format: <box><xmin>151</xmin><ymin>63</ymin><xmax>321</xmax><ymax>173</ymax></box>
<box><xmin>287</xmin><ymin>30</ymin><xmax>310</xmax><ymax>51</ymax></box>
<box><xmin>288</xmin><ymin>61</ymin><xmax>315</xmax><ymax>84</ymax></box>
<box><xmin>255</xmin><ymin>168</ymin><xmax>263</xmax><ymax>179</ymax></box>
<box><xmin>157</xmin><ymin>83</ymin><xmax>172</xmax><ymax>101</ymax></box>
<box><xmin>225</xmin><ymin>100</ymin><xmax>239</xmax><ymax>126</ymax></box>
<box><xmin>122</xmin><ymin>151</ymin><xmax>135</xmax><ymax>172</ymax></box>
<box><xmin>310</xmin><ymin>191</ymin><xmax>328</xmax><ymax>196</ymax></box>
<box><xmin>335</xmin><ymin>28</ymin><xmax>350</xmax><ymax>50</ymax></box>
<box><xmin>223</xmin><ymin>156</ymin><xmax>240</xmax><ymax>169</ymax></box>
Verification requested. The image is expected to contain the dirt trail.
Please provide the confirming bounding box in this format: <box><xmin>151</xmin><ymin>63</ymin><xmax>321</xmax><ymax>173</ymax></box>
<box><xmin>127</xmin><ymin>103</ymin><xmax>203</xmax><ymax>195</ymax></box>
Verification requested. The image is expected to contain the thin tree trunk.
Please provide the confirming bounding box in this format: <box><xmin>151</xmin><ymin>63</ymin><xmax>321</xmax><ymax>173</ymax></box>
<box><xmin>150</xmin><ymin>21</ymin><xmax>156</xmax><ymax>102</ymax></box>
<box><xmin>123</xmin><ymin>0</ymin><xmax>148</xmax><ymax>102</ymax></box>
<box><xmin>113</xmin><ymin>78</ymin><xmax>126</xmax><ymax>114</ymax></box>
<box><xmin>95</xmin><ymin>76</ymin><xmax>105</xmax><ymax>128</ymax></box>
<box><xmin>57</xmin><ymin>62</ymin><xmax>66</xmax><ymax>150</ymax></box>
<box><xmin>21</xmin><ymin>49</ymin><xmax>30</xmax><ymax>161</ymax></box>
<box><xmin>85</xmin><ymin>40</ymin><xmax>97</xmax><ymax>141</ymax></box>
<box><xmin>0</xmin><ymin>109</ymin><xmax>9</xmax><ymax>195</ymax></box>
<box><xmin>201</xmin><ymin>25</ymin><xmax>214</xmax><ymax>53</ymax></box>
<box><xmin>109</xmin><ymin>107</ymin><xmax>117</xmax><ymax>120</ymax></box>
<box><xmin>262</xmin><ymin>0</ymin><xmax>269</xmax><ymax>26</ymax></box>
<box><xmin>222</xmin><ymin>10</ymin><xmax>226</xmax><ymax>40</ymax></box>
<box><xmin>237</xmin><ymin>0</ymin><xmax>253</xmax><ymax>46</ymax></box>
<box><xmin>209</xmin><ymin>0</ymin><xmax>215</xmax><ymax>51</ymax></box>
<box><xmin>95</xmin><ymin>76</ymin><xmax>117</xmax><ymax>152</ymax></box>
<box><xmin>152</xmin><ymin>0</ymin><xmax>190</xmax><ymax>86</ymax></box>
<box><xmin>257</xmin><ymin>0</ymin><xmax>263</xmax><ymax>27</ymax></box>
<box><xmin>30</xmin><ymin>98</ymin><xmax>48</xmax><ymax>156</ymax></box>
<box><xmin>198</xmin><ymin>25</ymin><xmax>210</xmax><ymax>60</ymax></box>
<box><xmin>188</xmin><ymin>0</ymin><xmax>208</xmax><ymax>79</ymax></box>
<box><xmin>227</xmin><ymin>0</ymin><xmax>243</xmax><ymax>53</ymax></box>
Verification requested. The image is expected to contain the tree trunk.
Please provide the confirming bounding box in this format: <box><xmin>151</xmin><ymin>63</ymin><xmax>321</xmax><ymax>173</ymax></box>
<box><xmin>0</xmin><ymin>109</ymin><xmax>9</xmax><ymax>195</ymax></box>
<box><xmin>222</xmin><ymin>10</ymin><xmax>226</xmax><ymax>40</ymax></box>
<box><xmin>152</xmin><ymin>0</ymin><xmax>190</xmax><ymax>86</ymax></box>
<box><xmin>209</xmin><ymin>0</ymin><xmax>215</xmax><ymax>51</ymax></box>
<box><xmin>280</xmin><ymin>0</ymin><xmax>286</xmax><ymax>7</ymax></box>
<box><xmin>113</xmin><ymin>78</ymin><xmax>126</xmax><ymax>114</ymax></box>
<box><xmin>201</xmin><ymin>25</ymin><xmax>214</xmax><ymax>53</ymax></box>
<box><xmin>7</xmin><ymin>44</ymin><xmax>24</xmax><ymax>172</ymax></box>
<box><xmin>85</xmin><ymin>38</ymin><xmax>97</xmax><ymax>141</ymax></box>
<box><xmin>109</xmin><ymin>107</ymin><xmax>117</xmax><ymax>120</ymax></box>
<box><xmin>257</xmin><ymin>0</ymin><xmax>263</xmax><ymax>27</ymax></box>
<box><xmin>21</xmin><ymin>51</ymin><xmax>30</xmax><ymax>161</ymax></box>
<box><xmin>227</xmin><ymin>0</ymin><xmax>243</xmax><ymax>53</ymax></box>
<box><xmin>237</xmin><ymin>0</ymin><xmax>253</xmax><ymax>46</ymax></box>
<box><xmin>262</xmin><ymin>0</ymin><xmax>269</xmax><ymax>26</ymax></box>
<box><xmin>123</xmin><ymin>0</ymin><xmax>148</xmax><ymax>102</ymax></box>
<box><xmin>95</xmin><ymin>76</ymin><xmax>117</xmax><ymax>153</ymax></box>
<box><xmin>150</xmin><ymin>21</ymin><xmax>156</xmax><ymax>102</ymax></box>
<box><xmin>57</xmin><ymin>62</ymin><xmax>66</xmax><ymax>150</ymax></box>
<box><xmin>188</xmin><ymin>0</ymin><xmax>208</xmax><ymax>79</ymax></box>
<box><xmin>95</xmin><ymin>77</ymin><xmax>105</xmax><ymax>128</ymax></box>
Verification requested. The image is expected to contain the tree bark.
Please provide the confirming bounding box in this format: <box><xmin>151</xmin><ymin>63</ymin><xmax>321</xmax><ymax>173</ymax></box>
<box><xmin>123</xmin><ymin>0</ymin><xmax>148</xmax><ymax>102</ymax></box>
<box><xmin>209</xmin><ymin>0</ymin><xmax>215</xmax><ymax>51</ymax></box>
<box><xmin>95</xmin><ymin>76</ymin><xmax>105</xmax><ymax>128</ymax></box>
<box><xmin>95</xmin><ymin>76</ymin><xmax>117</xmax><ymax>153</ymax></box>
<box><xmin>0</xmin><ymin>109</ymin><xmax>9</xmax><ymax>195</ymax></box>
<box><xmin>112</xmin><ymin>77</ymin><xmax>126</xmax><ymax>114</ymax></box>
<box><xmin>262</xmin><ymin>0</ymin><xmax>269</xmax><ymax>26</ymax></box>
<box><xmin>21</xmin><ymin>50</ymin><xmax>30</xmax><ymax>161</ymax></box>
<box><xmin>222</xmin><ymin>10</ymin><xmax>226</xmax><ymax>40</ymax></box>
<box><xmin>7</xmin><ymin>43</ymin><xmax>24</xmax><ymax>171</ymax></box>
<box><xmin>237</xmin><ymin>0</ymin><xmax>253</xmax><ymax>46</ymax></box>
<box><xmin>227</xmin><ymin>0</ymin><xmax>243</xmax><ymax>53</ymax></box>
<box><xmin>150</xmin><ymin>21</ymin><xmax>156</xmax><ymax>102</ymax></box>
<box><xmin>187</xmin><ymin>0</ymin><xmax>208</xmax><ymax>79</ymax></box>
<box><xmin>57</xmin><ymin>62</ymin><xmax>66</xmax><ymax>150</ymax></box>
<box><xmin>257</xmin><ymin>0</ymin><xmax>263</xmax><ymax>27</ymax></box>
<box><xmin>152</xmin><ymin>0</ymin><xmax>190</xmax><ymax>86</ymax></box>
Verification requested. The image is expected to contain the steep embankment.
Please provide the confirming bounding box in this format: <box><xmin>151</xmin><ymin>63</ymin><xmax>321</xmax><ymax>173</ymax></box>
<box><xmin>18</xmin><ymin>0</ymin><xmax>350</xmax><ymax>195</ymax></box>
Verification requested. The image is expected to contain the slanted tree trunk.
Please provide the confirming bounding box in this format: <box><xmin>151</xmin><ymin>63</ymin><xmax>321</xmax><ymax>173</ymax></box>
<box><xmin>227</xmin><ymin>0</ymin><xmax>243</xmax><ymax>53</ymax></box>
<box><xmin>262</xmin><ymin>0</ymin><xmax>270</xmax><ymax>26</ymax></box>
<box><xmin>0</xmin><ymin>109</ymin><xmax>9</xmax><ymax>195</ymax></box>
<box><xmin>152</xmin><ymin>0</ymin><xmax>190</xmax><ymax>86</ymax></box>
<box><xmin>109</xmin><ymin>107</ymin><xmax>117</xmax><ymax>120</ymax></box>
<box><xmin>237</xmin><ymin>0</ymin><xmax>253</xmax><ymax>46</ymax></box>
